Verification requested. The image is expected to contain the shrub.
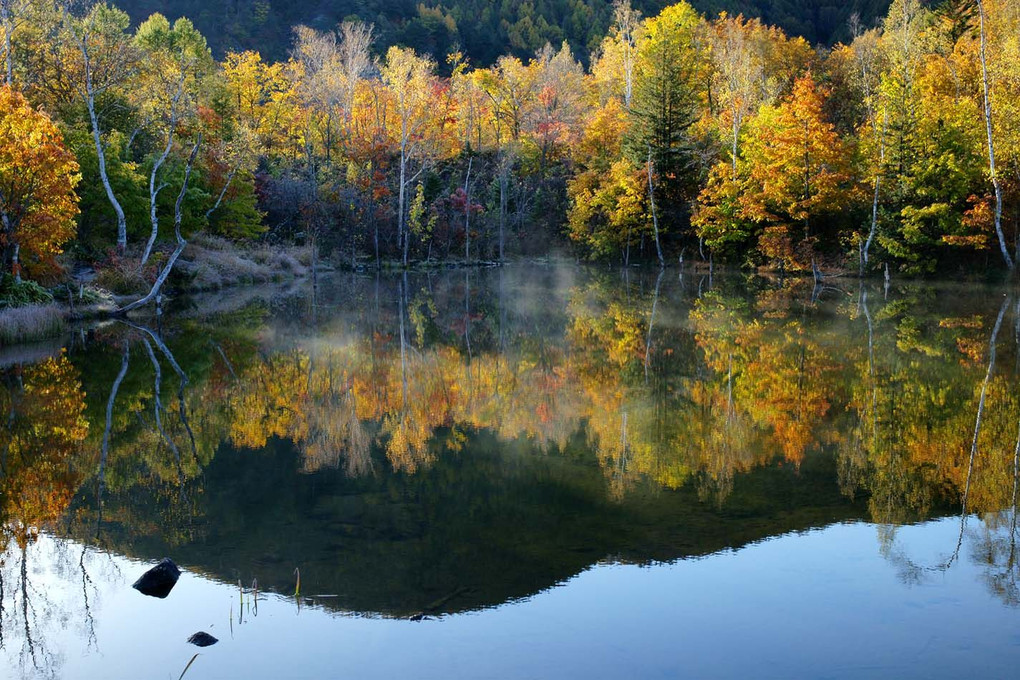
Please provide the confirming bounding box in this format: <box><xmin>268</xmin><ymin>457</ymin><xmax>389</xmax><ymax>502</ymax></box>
<box><xmin>0</xmin><ymin>275</ymin><xmax>54</xmax><ymax>309</ymax></box>
<box><xmin>93</xmin><ymin>248</ymin><xmax>154</xmax><ymax>295</ymax></box>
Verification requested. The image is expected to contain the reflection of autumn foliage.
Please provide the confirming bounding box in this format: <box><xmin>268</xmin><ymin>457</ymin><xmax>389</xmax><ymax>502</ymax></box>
<box><xmin>691</xmin><ymin>289</ymin><xmax>838</xmax><ymax>468</ymax></box>
<box><xmin>227</xmin><ymin>351</ymin><xmax>310</xmax><ymax>449</ymax></box>
<box><xmin>840</xmin><ymin>294</ymin><xmax>1020</xmax><ymax>524</ymax></box>
<box><xmin>0</xmin><ymin>353</ymin><xmax>88</xmax><ymax>549</ymax></box>
<box><xmin>204</xmin><ymin>276</ymin><xmax>1020</xmax><ymax>523</ymax></box>
<box><xmin>47</xmin><ymin>272</ymin><xmax>1020</xmax><ymax>537</ymax></box>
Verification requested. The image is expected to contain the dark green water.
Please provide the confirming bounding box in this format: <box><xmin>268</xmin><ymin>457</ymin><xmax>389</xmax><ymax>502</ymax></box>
<box><xmin>2</xmin><ymin>265</ymin><xmax>1019</xmax><ymax>679</ymax></box>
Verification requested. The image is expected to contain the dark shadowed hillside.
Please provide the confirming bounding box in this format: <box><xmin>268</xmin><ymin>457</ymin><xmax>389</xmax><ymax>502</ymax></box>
<box><xmin>111</xmin><ymin>0</ymin><xmax>893</xmax><ymax>64</ymax></box>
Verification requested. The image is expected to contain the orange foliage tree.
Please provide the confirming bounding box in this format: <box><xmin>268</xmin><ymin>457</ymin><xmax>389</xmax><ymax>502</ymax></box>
<box><xmin>0</xmin><ymin>85</ymin><xmax>80</xmax><ymax>281</ymax></box>
<box><xmin>739</xmin><ymin>74</ymin><xmax>856</xmax><ymax>269</ymax></box>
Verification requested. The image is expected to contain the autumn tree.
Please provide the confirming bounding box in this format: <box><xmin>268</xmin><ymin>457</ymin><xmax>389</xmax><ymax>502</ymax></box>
<box><xmin>736</xmin><ymin>74</ymin><xmax>856</xmax><ymax>269</ymax></box>
<box><xmin>380</xmin><ymin>46</ymin><xmax>439</xmax><ymax>267</ymax></box>
<box><xmin>627</xmin><ymin>1</ymin><xmax>708</xmax><ymax>245</ymax></box>
<box><xmin>0</xmin><ymin>0</ymin><xmax>23</xmax><ymax>86</ymax></box>
<box><xmin>133</xmin><ymin>13</ymin><xmax>212</xmax><ymax>264</ymax></box>
<box><xmin>591</xmin><ymin>0</ymin><xmax>642</xmax><ymax>107</ymax></box>
<box><xmin>222</xmin><ymin>49</ymin><xmax>298</xmax><ymax>154</ymax></box>
<box><xmin>0</xmin><ymin>85</ymin><xmax>80</xmax><ymax>282</ymax></box>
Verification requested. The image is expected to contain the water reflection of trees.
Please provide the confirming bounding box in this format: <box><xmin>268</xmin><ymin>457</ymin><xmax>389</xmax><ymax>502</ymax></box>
<box><xmin>3</xmin><ymin>269</ymin><xmax>1020</xmax><ymax>669</ymax></box>
<box><xmin>9</xmin><ymin>271</ymin><xmax>1020</xmax><ymax>528</ymax></box>
<box><xmin>189</xmin><ymin>272</ymin><xmax>1020</xmax><ymax>530</ymax></box>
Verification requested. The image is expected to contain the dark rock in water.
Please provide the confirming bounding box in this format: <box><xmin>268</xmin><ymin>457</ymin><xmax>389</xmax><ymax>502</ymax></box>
<box><xmin>187</xmin><ymin>632</ymin><xmax>218</xmax><ymax>647</ymax></box>
<box><xmin>132</xmin><ymin>558</ymin><xmax>181</xmax><ymax>598</ymax></box>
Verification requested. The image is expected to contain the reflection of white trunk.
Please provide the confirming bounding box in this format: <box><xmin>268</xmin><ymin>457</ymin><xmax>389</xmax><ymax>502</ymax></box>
<box><xmin>726</xmin><ymin>354</ymin><xmax>734</xmax><ymax>422</ymax></box>
<box><xmin>861</xmin><ymin>289</ymin><xmax>878</xmax><ymax>446</ymax></box>
<box><xmin>977</xmin><ymin>0</ymin><xmax>1013</xmax><ymax>270</ymax></box>
<box><xmin>949</xmin><ymin>295</ymin><xmax>1010</xmax><ymax>567</ymax></box>
<box><xmin>101</xmin><ymin>342</ymin><xmax>131</xmax><ymax>489</ymax></box>
<box><xmin>398</xmin><ymin>276</ymin><xmax>408</xmax><ymax>411</ymax></box>
<box><xmin>644</xmin><ymin>269</ymin><xmax>663</xmax><ymax>384</ymax></box>
<box><xmin>142</xmin><ymin>337</ymin><xmax>186</xmax><ymax>488</ymax></box>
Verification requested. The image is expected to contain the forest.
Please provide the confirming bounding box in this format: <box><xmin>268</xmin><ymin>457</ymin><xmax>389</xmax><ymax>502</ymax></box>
<box><xmin>1</xmin><ymin>0</ymin><xmax>1020</xmax><ymax>315</ymax></box>
<box><xmin>106</xmin><ymin>0</ymin><xmax>895</xmax><ymax>65</ymax></box>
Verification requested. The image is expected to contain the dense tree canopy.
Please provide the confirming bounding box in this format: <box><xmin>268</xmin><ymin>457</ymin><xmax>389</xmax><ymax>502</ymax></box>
<box><xmin>0</xmin><ymin>0</ymin><xmax>1018</xmax><ymax>286</ymax></box>
<box><xmin>105</xmin><ymin>0</ymin><xmax>896</xmax><ymax>66</ymax></box>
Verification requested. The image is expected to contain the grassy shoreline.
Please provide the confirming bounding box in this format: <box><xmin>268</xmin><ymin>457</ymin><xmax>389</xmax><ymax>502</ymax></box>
<box><xmin>0</xmin><ymin>236</ymin><xmax>316</xmax><ymax>346</ymax></box>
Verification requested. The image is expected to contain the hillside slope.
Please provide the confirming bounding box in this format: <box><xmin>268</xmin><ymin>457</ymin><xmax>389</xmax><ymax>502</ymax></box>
<box><xmin>111</xmin><ymin>0</ymin><xmax>893</xmax><ymax>64</ymax></box>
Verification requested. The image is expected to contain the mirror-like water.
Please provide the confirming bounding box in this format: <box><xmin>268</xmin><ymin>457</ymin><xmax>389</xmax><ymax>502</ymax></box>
<box><xmin>2</xmin><ymin>265</ymin><xmax>1020</xmax><ymax>678</ymax></box>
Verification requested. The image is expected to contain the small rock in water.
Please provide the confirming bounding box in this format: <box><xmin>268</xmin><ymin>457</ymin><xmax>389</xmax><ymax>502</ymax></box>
<box><xmin>131</xmin><ymin>558</ymin><xmax>181</xmax><ymax>598</ymax></box>
<box><xmin>187</xmin><ymin>632</ymin><xmax>218</xmax><ymax>647</ymax></box>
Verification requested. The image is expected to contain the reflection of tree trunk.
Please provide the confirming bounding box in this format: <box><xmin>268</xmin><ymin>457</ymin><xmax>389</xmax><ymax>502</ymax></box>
<box><xmin>1012</xmin><ymin>299</ymin><xmax>1020</xmax><ymax>567</ymax></box>
<box><xmin>1011</xmin><ymin>400</ymin><xmax>1020</xmax><ymax>568</ymax></box>
<box><xmin>20</xmin><ymin>543</ymin><xmax>37</xmax><ymax>669</ymax></box>
<box><xmin>463</xmin><ymin>269</ymin><xmax>472</xmax><ymax>396</ymax></box>
<box><xmin>128</xmin><ymin>321</ymin><xmax>197</xmax><ymax>459</ymax></box>
<box><xmin>949</xmin><ymin>295</ymin><xmax>1010</xmax><ymax>567</ymax></box>
<box><xmin>862</xmin><ymin>289</ymin><xmax>878</xmax><ymax>446</ymax></box>
<box><xmin>0</xmin><ymin>544</ymin><xmax>4</xmax><ymax>651</ymax></box>
<box><xmin>644</xmin><ymin>269</ymin><xmax>663</xmax><ymax>385</ymax></box>
<box><xmin>213</xmin><ymin>341</ymin><xmax>238</xmax><ymax>380</ymax></box>
<box><xmin>79</xmin><ymin>545</ymin><xmax>97</xmax><ymax>651</ymax></box>
<box><xmin>726</xmin><ymin>354</ymin><xmax>734</xmax><ymax>423</ymax></box>
<box><xmin>100</xmin><ymin>342</ymin><xmax>131</xmax><ymax>493</ymax></box>
<box><xmin>399</xmin><ymin>275</ymin><xmax>409</xmax><ymax>416</ymax></box>
<box><xmin>618</xmin><ymin>410</ymin><xmax>629</xmax><ymax>480</ymax></box>
<box><xmin>142</xmin><ymin>338</ymin><xmax>186</xmax><ymax>490</ymax></box>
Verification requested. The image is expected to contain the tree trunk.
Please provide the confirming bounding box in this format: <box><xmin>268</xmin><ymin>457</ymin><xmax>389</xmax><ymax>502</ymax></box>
<box><xmin>398</xmin><ymin>126</ymin><xmax>408</xmax><ymax>267</ymax></box>
<box><xmin>498</xmin><ymin>155</ymin><xmax>508</xmax><ymax>262</ymax></box>
<box><xmin>142</xmin><ymin>81</ymin><xmax>185</xmax><ymax>266</ymax></box>
<box><xmin>464</xmin><ymin>156</ymin><xmax>472</xmax><ymax>261</ymax></box>
<box><xmin>118</xmin><ymin>137</ymin><xmax>201</xmax><ymax>314</ymax></box>
<box><xmin>79</xmin><ymin>38</ymin><xmax>128</xmax><ymax>252</ymax></box>
<box><xmin>205</xmin><ymin>165</ymin><xmax>239</xmax><ymax>221</ymax></box>
<box><xmin>863</xmin><ymin>110</ymin><xmax>887</xmax><ymax>273</ymax></box>
<box><xmin>977</xmin><ymin>0</ymin><xmax>1013</xmax><ymax>270</ymax></box>
<box><xmin>1</xmin><ymin>0</ymin><xmax>12</xmax><ymax>87</ymax></box>
<box><xmin>646</xmin><ymin>146</ymin><xmax>664</xmax><ymax>268</ymax></box>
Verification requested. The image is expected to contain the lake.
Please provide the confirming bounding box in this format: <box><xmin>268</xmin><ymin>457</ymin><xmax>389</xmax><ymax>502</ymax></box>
<box><xmin>2</xmin><ymin>264</ymin><xmax>1019</xmax><ymax>679</ymax></box>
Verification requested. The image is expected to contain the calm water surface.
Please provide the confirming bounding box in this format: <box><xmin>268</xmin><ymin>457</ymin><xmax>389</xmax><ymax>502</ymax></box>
<box><xmin>1</xmin><ymin>265</ymin><xmax>1019</xmax><ymax>679</ymax></box>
